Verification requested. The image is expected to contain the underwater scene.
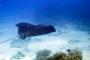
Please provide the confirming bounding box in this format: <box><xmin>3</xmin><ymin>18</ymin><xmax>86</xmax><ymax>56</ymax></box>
<box><xmin>0</xmin><ymin>0</ymin><xmax>90</xmax><ymax>60</ymax></box>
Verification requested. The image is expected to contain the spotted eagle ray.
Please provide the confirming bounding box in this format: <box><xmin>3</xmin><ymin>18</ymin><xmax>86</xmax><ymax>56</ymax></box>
<box><xmin>16</xmin><ymin>22</ymin><xmax>56</xmax><ymax>40</ymax></box>
<box><xmin>0</xmin><ymin>22</ymin><xmax>56</xmax><ymax>44</ymax></box>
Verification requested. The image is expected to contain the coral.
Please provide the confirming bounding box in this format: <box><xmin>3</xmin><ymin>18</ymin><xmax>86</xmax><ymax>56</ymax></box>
<box><xmin>48</xmin><ymin>51</ymin><xmax>67</xmax><ymax>60</ymax></box>
<box><xmin>48</xmin><ymin>49</ymin><xmax>83</xmax><ymax>60</ymax></box>
<box><xmin>35</xmin><ymin>49</ymin><xmax>51</xmax><ymax>60</ymax></box>
<box><xmin>67</xmin><ymin>49</ymin><xmax>82</xmax><ymax>60</ymax></box>
<box><xmin>35</xmin><ymin>49</ymin><xmax>83</xmax><ymax>60</ymax></box>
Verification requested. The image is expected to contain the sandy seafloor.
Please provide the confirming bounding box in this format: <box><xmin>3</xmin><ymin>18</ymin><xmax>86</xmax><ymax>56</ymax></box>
<box><xmin>0</xmin><ymin>22</ymin><xmax>90</xmax><ymax>60</ymax></box>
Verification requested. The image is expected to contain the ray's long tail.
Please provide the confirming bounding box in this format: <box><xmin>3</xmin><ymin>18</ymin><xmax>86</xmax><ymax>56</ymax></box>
<box><xmin>0</xmin><ymin>35</ymin><xmax>20</xmax><ymax>44</ymax></box>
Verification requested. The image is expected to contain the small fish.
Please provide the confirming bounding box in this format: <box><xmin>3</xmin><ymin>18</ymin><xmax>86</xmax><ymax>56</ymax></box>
<box><xmin>66</xmin><ymin>49</ymin><xmax>71</xmax><ymax>52</ymax></box>
<box><xmin>16</xmin><ymin>22</ymin><xmax>56</xmax><ymax>40</ymax></box>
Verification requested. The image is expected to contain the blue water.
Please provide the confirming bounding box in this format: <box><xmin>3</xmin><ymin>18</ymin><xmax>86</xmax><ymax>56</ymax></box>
<box><xmin>0</xmin><ymin>0</ymin><xmax>90</xmax><ymax>60</ymax></box>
